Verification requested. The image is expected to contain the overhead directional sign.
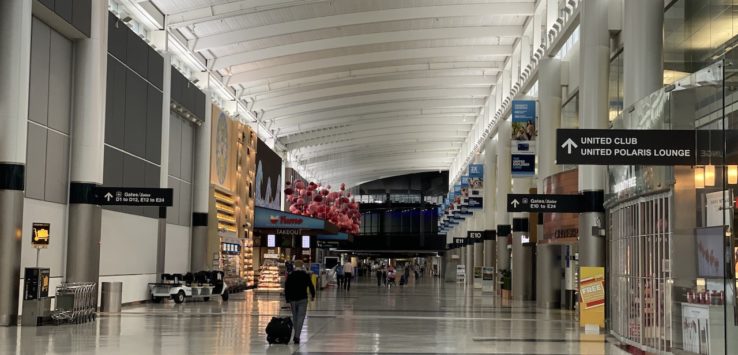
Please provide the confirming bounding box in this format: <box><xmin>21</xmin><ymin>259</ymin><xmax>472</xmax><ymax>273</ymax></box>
<box><xmin>94</xmin><ymin>187</ymin><xmax>173</xmax><ymax>206</ymax></box>
<box><xmin>507</xmin><ymin>194</ymin><xmax>592</xmax><ymax>213</ymax></box>
<box><xmin>556</xmin><ymin>129</ymin><xmax>695</xmax><ymax>165</ymax></box>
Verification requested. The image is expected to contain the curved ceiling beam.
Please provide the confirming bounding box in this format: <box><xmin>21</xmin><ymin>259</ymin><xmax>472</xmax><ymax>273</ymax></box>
<box><xmin>188</xmin><ymin>3</ymin><xmax>535</xmax><ymax>48</ymax></box>
<box><xmin>290</xmin><ymin>135</ymin><xmax>465</xmax><ymax>156</ymax></box>
<box><xmin>282</xmin><ymin>116</ymin><xmax>473</xmax><ymax>144</ymax></box>
<box><xmin>221</xmin><ymin>45</ymin><xmax>513</xmax><ymax>77</ymax></box>
<box><xmin>287</xmin><ymin>125</ymin><xmax>470</xmax><ymax>150</ymax></box>
<box><xmin>304</xmin><ymin>155</ymin><xmax>455</xmax><ymax>170</ymax></box>
<box><xmin>237</xmin><ymin>61</ymin><xmax>504</xmax><ymax>93</ymax></box>
<box><xmin>278</xmin><ymin>110</ymin><xmax>479</xmax><ymax>136</ymax></box>
<box><xmin>268</xmin><ymin>87</ymin><xmax>488</xmax><ymax>119</ymax></box>
<box><xmin>203</xmin><ymin>25</ymin><xmax>522</xmax><ymax>61</ymax></box>
<box><xmin>298</xmin><ymin>146</ymin><xmax>460</xmax><ymax>165</ymax></box>
<box><xmin>273</xmin><ymin>98</ymin><xmax>485</xmax><ymax>124</ymax></box>
<box><xmin>296</xmin><ymin>141</ymin><xmax>463</xmax><ymax>161</ymax></box>
<box><xmin>256</xmin><ymin>76</ymin><xmax>495</xmax><ymax>110</ymax></box>
<box><xmin>166</xmin><ymin>0</ymin><xmax>328</xmax><ymax>27</ymax></box>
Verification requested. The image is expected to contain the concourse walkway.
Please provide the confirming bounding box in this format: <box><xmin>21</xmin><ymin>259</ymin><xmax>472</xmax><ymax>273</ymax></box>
<box><xmin>0</xmin><ymin>277</ymin><xmax>627</xmax><ymax>354</ymax></box>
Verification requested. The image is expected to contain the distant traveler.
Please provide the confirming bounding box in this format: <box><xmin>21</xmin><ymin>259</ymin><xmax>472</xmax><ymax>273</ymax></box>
<box><xmin>284</xmin><ymin>260</ymin><xmax>316</xmax><ymax>344</ymax></box>
<box><xmin>335</xmin><ymin>263</ymin><xmax>344</xmax><ymax>289</ymax></box>
<box><xmin>343</xmin><ymin>259</ymin><xmax>354</xmax><ymax>291</ymax></box>
<box><xmin>387</xmin><ymin>266</ymin><xmax>397</xmax><ymax>287</ymax></box>
<box><xmin>375</xmin><ymin>265</ymin><xmax>383</xmax><ymax>287</ymax></box>
<box><xmin>382</xmin><ymin>265</ymin><xmax>388</xmax><ymax>286</ymax></box>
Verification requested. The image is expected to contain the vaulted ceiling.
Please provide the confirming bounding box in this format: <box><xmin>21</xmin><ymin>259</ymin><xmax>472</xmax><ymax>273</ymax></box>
<box><xmin>151</xmin><ymin>0</ymin><xmax>535</xmax><ymax>186</ymax></box>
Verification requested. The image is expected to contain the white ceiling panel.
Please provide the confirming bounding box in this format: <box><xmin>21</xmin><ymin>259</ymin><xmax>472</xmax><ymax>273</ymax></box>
<box><xmin>153</xmin><ymin>0</ymin><xmax>535</xmax><ymax>185</ymax></box>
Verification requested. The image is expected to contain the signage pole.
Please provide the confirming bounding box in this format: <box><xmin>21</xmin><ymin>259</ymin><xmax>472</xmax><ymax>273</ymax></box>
<box><xmin>495</xmin><ymin>120</ymin><xmax>512</xmax><ymax>273</ymax></box>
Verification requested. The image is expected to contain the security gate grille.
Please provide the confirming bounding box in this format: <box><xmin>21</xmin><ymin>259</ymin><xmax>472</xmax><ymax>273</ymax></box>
<box><xmin>608</xmin><ymin>191</ymin><xmax>672</xmax><ymax>352</ymax></box>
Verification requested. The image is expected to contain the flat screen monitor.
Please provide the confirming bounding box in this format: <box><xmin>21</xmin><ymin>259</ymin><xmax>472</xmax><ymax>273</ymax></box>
<box><xmin>324</xmin><ymin>256</ymin><xmax>339</xmax><ymax>269</ymax></box>
<box><xmin>696</xmin><ymin>226</ymin><xmax>726</xmax><ymax>278</ymax></box>
<box><xmin>267</xmin><ymin>234</ymin><xmax>276</xmax><ymax>248</ymax></box>
<box><xmin>302</xmin><ymin>235</ymin><xmax>310</xmax><ymax>249</ymax></box>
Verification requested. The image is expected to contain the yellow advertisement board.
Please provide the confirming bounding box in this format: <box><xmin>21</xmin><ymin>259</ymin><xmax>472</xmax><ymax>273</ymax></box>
<box><xmin>579</xmin><ymin>266</ymin><xmax>605</xmax><ymax>328</ymax></box>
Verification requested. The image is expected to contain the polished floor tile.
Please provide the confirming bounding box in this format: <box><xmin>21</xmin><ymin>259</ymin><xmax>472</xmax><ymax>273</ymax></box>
<box><xmin>0</xmin><ymin>276</ymin><xmax>629</xmax><ymax>354</ymax></box>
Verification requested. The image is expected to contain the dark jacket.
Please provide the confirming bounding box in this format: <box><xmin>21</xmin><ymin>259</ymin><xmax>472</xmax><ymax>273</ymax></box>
<box><xmin>285</xmin><ymin>270</ymin><xmax>316</xmax><ymax>303</ymax></box>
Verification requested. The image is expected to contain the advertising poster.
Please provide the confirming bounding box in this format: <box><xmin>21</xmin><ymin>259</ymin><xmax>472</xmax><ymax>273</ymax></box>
<box><xmin>511</xmin><ymin>100</ymin><xmax>537</xmax><ymax>177</ymax></box>
<box><xmin>579</xmin><ymin>267</ymin><xmax>605</xmax><ymax>328</ymax></box>
<box><xmin>695</xmin><ymin>226</ymin><xmax>725</xmax><ymax>278</ymax></box>
<box><xmin>256</xmin><ymin>138</ymin><xmax>282</xmax><ymax>209</ymax></box>
<box><xmin>460</xmin><ymin>176</ymin><xmax>470</xmax><ymax>207</ymax></box>
<box><xmin>482</xmin><ymin>266</ymin><xmax>495</xmax><ymax>293</ymax></box>
<box><xmin>468</xmin><ymin>164</ymin><xmax>483</xmax><ymax>209</ymax></box>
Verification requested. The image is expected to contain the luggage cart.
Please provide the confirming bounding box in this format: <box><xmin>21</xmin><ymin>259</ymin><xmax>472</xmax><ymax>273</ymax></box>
<box><xmin>50</xmin><ymin>282</ymin><xmax>97</xmax><ymax>324</ymax></box>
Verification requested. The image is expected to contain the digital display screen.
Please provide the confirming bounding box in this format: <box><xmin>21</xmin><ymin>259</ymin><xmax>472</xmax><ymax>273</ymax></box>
<box><xmin>267</xmin><ymin>234</ymin><xmax>276</xmax><ymax>248</ymax></box>
<box><xmin>302</xmin><ymin>235</ymin><xmax>310</xmax><ymax>249</ymax></box>
<box><xmin>696</xmin><ymin>226</ymin><xmax>725</xmax><ymax>278</ymax></box>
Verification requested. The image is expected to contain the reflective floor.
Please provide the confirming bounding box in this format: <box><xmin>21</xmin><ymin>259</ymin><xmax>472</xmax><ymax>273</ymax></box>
<box><xmin>0</xmin><ymin>276</ymin><xmax>629</xmax><ymax>354</ymax></box>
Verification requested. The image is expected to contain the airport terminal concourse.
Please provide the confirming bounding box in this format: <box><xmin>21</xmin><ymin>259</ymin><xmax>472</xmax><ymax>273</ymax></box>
<box><xmin>2</xmin><ymin>0</ymin><xmax>738</xmax><ymax>354</ymax></box>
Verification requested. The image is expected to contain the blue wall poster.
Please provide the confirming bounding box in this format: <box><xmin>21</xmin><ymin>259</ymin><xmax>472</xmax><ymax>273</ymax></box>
<box><xmin>467</xmin><ymin>164</ymin><xmax>483</xmax><ymax>208</ymax></box>
<box><xmin>510</xmin><ymin>100</ymin><xmax>536</xmax><ymax>177</ymax></box>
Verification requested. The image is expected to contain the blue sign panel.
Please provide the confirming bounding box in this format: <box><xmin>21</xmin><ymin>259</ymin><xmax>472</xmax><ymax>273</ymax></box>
<box><xmin>468</xmin><ymin>164</ymin><xmax>483</xmax><ymax>178</ymax></box>
<box><xmin>512</xmin><ymin>100</ymin><xmax>536</xmax><ymax>122</ymax></box>
<box><xmin>460</xmin><ymin>176</ymin><xmax>470</xmax><ymax>188</ymax></box>
<box><xmin>255</xmin><ymin>207</ymin><xmax>326</xmax><ymax>230</ymax></box>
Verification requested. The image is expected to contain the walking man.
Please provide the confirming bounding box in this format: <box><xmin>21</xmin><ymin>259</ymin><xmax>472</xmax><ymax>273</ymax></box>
<box><xmin>284</xmin><ymin>260</ymin><xmax>316</xmax><ymax>344</ymax></box>
<box><xmin>343</xmin><ymin>258</ymin><xmax>354</xmax><ymax>291</ymax></box>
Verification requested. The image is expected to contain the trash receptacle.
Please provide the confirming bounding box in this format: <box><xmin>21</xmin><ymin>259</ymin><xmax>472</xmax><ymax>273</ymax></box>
<box><xmin>101</xmin><ymin>282</ymin><xmax>122</xmax><ymax>312</ymax></box>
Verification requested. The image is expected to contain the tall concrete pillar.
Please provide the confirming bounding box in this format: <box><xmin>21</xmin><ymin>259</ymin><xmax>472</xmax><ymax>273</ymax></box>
<box><xmin>512</xmin><ymin>179</ymin><xmax>534</xmax><ymax>301</ymax></box>
<box><xmin>157</xmin><ymin>53</ymin><xmax>172</xmax><ymax>275</ymax></box>
<box><xmin>536</xmin><ymin>244</ymin><xmax>562</xmax><ymax>308</ymax></box>
<box><xmin>536</xmin><ymin>58</ymin><xmax>563</xmax><ymax>308</ymax></box>
<box><xmin>470</xmin><ymin>213</ymin><xmax>483</xmax><ymax>274</ymax></box>
<box><xmin>496</xmin><ymin>121</ymin><xmax>512</xmax><ymax>273</ymax></box>
<box><xmin>483</xmin><ymin>138</ymin><xmax>497</xmax><ymax>267</ymax></box>
<box><xmin>0</xmin><ymin>0</ymin><xmax>31</xmax><ymax>326</ymax></box>
<box><xmin>577</xmin><ymin>0</ymin><xmax>609</xmax><ymax>269</ymax></box>
<box><xmin>66</xmin><ymin>0</ymin><xmax>108</xmax><ymax>284</ymax></box>
<box><xmin>623</xmin><ymin>0</ymin><xmax>663</xmax><ymax>109</ymax></box>
<box><xmin>191</xmin><ymin>91</ymin><xmax>212</xmax><ymax>271</ymax></box>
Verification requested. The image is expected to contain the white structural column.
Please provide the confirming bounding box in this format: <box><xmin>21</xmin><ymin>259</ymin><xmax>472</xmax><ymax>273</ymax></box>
<box><xmin>577</xmin><ymin>0</ymin><xmax>609</xmax><ymax>271</ymax></box>
<box><xmin>0</xmin><ymin>0</ymin><xmax>31</xmax><ymax>326</ymax></box>
<box><xmin>496</xmin><ymin>122</ymin><xmax>512</xmax><ymax>272</ymax></box>
<box><xmin>536</xmin><ymin>58</ymin><xmax>563</xmax><ymax>308</ymax></box>
<box><xmin>483</xmin><ymin>138</ymin><xmax>497</xmax><ymax>267</ymax></box>
<box><xmin>191</xmin><ymin>91</ymin><xmax>212</xmax><ymax>271</ymax></box>
<box><xmin>157</xmin><ymin>53</ymin><xmax>173</xmax><ymax>275</ymax></box>
<box><xmin>511</xmin><ymin>178</ymin><xmax>534</xmax><ymax>300</ymax></box>
<box><xmin>66</xmin><ymin>0</ymin><xmax>108</xmax><ymax>284</ymax></box>
<box><xmin>473</xmin><ymin>217</ymin><xmax>483</xmax><ymax>268</ymax></box>
<box><xmin>623</xmin><ymin>0</ymin><xmax>663</xmax><ymax>109</ymax></box>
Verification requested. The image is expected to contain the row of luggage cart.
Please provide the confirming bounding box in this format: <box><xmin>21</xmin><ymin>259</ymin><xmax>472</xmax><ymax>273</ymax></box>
<box><xmin>50</xmin><ymin>282</ymin><xmax>97</xmax><ymax>324</ymax></box>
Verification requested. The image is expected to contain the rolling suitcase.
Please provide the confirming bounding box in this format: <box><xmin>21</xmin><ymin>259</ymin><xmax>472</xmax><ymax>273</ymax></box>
<box><xmin>266</xmin><ymin>316</ymin><xmax>293</xmax><ymax>344</ymax></box>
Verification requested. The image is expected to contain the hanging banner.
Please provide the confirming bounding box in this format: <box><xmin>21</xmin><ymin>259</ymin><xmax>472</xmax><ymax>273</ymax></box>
<box><xmin>460</xmin><ymin>176</ymin><xmax>470</xmax><ymax>207</ymax></box>
<box><xmin>468</xmin><ymin>164</ymin><xmax>483</xmax><ymax>209</ymax></box>
<box><xmin>511</xmin><ymin>100</ymin><xmax>537</xmax><ymax>177</ymax></box>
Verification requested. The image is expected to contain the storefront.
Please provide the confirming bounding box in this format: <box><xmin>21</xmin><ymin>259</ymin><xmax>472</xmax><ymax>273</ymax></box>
<box><xmin>208</xmin><ymin>106</ymin><xmax>257</xmax><ymax>290</ymax></box>
<box><xmin>253</xmin><ymin>206</ymin><xmax>338</xmax><ymax>292</ymax></box>
<box><xmin>607</xmin><ymin>56</ymin><xmax>738</xmax><ymax>354</ymax></box>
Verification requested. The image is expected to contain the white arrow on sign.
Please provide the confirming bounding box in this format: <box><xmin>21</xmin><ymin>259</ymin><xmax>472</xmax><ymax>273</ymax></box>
<box><xmin>511</xmin><ymin>199</ymin><xmax>520</xmax><ymax>207</ymax></box>
<box><xmin>104</xmin><ymin>192</ymin><xmax>113</xmax><ymax>202</ymax></box>
<box><xmin>561</xmin><ymin>138</ymin><xmax>578</xmax><ymax>154</ymax></box>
